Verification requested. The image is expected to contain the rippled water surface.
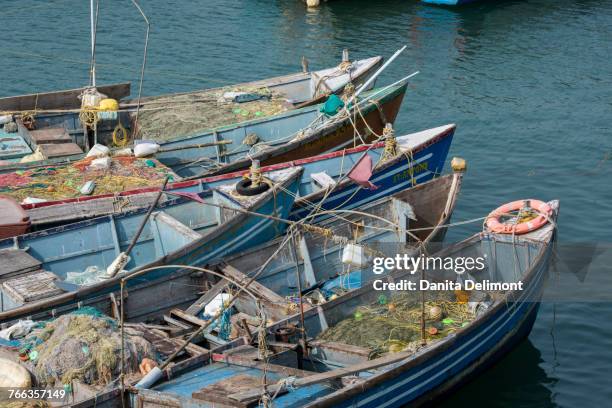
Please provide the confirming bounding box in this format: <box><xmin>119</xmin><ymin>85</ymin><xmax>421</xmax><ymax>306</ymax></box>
<box><xmin>1</xmin><ymin>0</ymin><xmax>611</xmax><ymax>406</ymax></box>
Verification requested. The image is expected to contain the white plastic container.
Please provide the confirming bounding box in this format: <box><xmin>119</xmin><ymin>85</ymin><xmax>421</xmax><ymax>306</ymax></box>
<box><xmin>341</xmin><ymin>243</ymin><xmax>369</xmax><ymax>268</ymax></box>
<box><xmin>89</xmin><ymin>157</ymin><xmax>111</xmax><ymax>170</ymax></box>
<box><xmin>311</xmin><ymin>171</ymin><xmax>336</xmax><ymax>189</ymax></box>
<box><xmin>134</xmin><ymin>142</ymin><xmax>160</xmax><ymax>158</ymax></box>
<box><xmin>86</xmin><ymin>143</ymin><xmax>111</xmax><ymax>158</ymax></box>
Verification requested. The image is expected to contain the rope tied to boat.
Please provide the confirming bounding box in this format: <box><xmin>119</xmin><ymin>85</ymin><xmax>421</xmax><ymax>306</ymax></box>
<box><xmin>300</xmin><ymin>224</ymin><xmax>348</xmax><ymax>245</ymax></box>
<box><xmin>112</xmin><ymin>122</ymin><xmax>129</xmax><ymax>147</ymax></box>
<box><xmin>368</xmin><ymin>97</ymin><xmax>387</xmax><ymax>126</ymax></box>
<box><xmin>20</xmin><ymin>93</ymin><xmax>39</xmax><ymax>130</ymax></box>
<box><xmin>341</xmin><ymin>82</ymin><xmax>356</xmax><ymax>104</ymax></box>
<box><xmin>242</xmin><ymin>132</ymin><xmax>259</xmax><ymax>146</ymax></box>
<box><xmin>20</xmin><ymin>111</ymin><xmax>36</xmax><ymax>130</ymax></box>
<box><xmin>262</xmin><ymin>375</ymin><xmax>298</xmax><ymax>407</ymax></box>
<box><xmin>380</xmin><ymin>123</ymin><xmax>398</xmax><ymax>163</ymax></box>
<box><xmin>79</xmin><ymin>108</ymin><xmax>99</xmax><ymax>128</ymax></box>
<box><xmin>338</xmin><ymin>60</ymin><xmax>353</xmax><ymax>72</ymax></box>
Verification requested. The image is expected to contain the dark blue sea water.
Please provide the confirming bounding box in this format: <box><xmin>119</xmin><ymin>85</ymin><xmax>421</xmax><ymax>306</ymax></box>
<box><xmin>1</xmin><ymin>0</ymin><xmax>611</xmax><ymax>406</ymax></box>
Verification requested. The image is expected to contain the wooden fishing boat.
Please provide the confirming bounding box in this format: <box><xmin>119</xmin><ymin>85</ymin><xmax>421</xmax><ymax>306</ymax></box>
<box><xmin>0</xmin><ymin>81</ymin><xmax>407</xmax><ymax>188</ymax></box>
<box><xmin>120</xmin><ymin>198</ymin><xmax>558</xmax><ymax>408</ymax></box>
<box><xmin>4</xmin><ymin>169</ymin><xmax>463</xmax><ymax>406</ymax></box>
<box><xmin>20</xmin><ymin>124</ymin><xmax>455</xmax><ymax>229</ymax></box>
<box><xmin>0</xmin><ymin>56</ymin><xmax>381</xmax><ymax>167</ymax></box>
<box><xmin>0</xmin><ymin>167</ymin><xmax>302</xmax><ymax>324</ymax></box>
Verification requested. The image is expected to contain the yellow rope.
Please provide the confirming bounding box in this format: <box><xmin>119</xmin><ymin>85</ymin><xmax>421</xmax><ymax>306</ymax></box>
<box><xmin>112</xmin><ymin>123</ymin><xmax>129</xmax><ymax>147</ymax></box>
<box><xmin>79</xmin><ymin>108</ymin><xmax>99</xmax><ymax>128</ymax></box>
<box><xmin>379</xmin><ymin>125</ymin><xmax>398</xmax><ymax>163</ymax></box>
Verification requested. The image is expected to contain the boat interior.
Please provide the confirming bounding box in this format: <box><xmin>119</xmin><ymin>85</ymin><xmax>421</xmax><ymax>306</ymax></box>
<box><xmin>126</xmin><ymin>174</ymin><xmax>461</xmax><ymax>359</ymax></box>
<box><xmin>0</xmin><ymin>57</ymin><xmax>380</xmax><ymax>170</ymax></box>
<box><xmin>129</xmin><ymin>203</ymin><xmax>556</xmax><ymax>408</ymax></box>
<box><xmin>0</xmin><ymin>168</ymin><xmax>300</xmax><ymax>313</ymax></box>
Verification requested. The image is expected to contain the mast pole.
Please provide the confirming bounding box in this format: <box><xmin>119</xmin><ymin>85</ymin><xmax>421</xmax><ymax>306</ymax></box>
<box><xmin>90</xmin><ymin>0</ymin><xmax>96</xmax><ymax>87</ymax></box>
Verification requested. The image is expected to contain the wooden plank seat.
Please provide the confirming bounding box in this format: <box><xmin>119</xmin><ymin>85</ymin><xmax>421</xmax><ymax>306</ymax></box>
<box><xmin>192</xmin><ymin>373</ymin><xmax>269</xmax><ymax>407</ymax></box>
<box><xmin>29</xmin><ymin>127</ymin><xmax>72</xmax><ymax>145</ymax></box>
<box><xmin>37</xmin><ymin>142</ymin><xmax>83</xmax><ymax>158</ymax></box>
<box><xmin>1</xmin><ymin>270</ymin><xmax>62</xmax><ymax>311</ymax></box>
<box><xmin>308</xmin><ymin>340</ymin><xmax>371</xmax><ymax>366</ymax></box>
<box><xmin>0</xmin><ymin>249</ymin><xmax>42</xmax><ymax>280</ymax></box>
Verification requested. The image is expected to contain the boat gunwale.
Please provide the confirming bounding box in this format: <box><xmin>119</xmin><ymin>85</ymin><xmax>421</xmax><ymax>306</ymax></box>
<box><xmin>128</xmin><ymin>56</ymin><xmax>383</xmax><ymax>105</ymax></box>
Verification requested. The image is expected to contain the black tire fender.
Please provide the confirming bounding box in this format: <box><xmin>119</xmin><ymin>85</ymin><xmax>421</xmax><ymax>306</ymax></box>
<box><xmin>235</xmin><ymin>178</ymin><xmax>270</xmax><ymax>196</ymax></box>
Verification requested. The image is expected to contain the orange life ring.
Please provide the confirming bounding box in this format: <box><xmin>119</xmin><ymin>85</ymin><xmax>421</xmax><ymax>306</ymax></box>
<box><xmin>486</xmin><ymin>199</ymin><xmax>552</xmax><ymax>235</ymax></box>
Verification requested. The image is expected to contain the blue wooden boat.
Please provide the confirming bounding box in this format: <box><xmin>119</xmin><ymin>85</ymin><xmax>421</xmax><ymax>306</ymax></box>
<box><xmin>25</xmin><ymin>169</ymin><xmax>463</xmax><ymax>405</ymax></box>
<box><xmin>104</xmin><ymin>197</ymin><xmax>558</xmax><ymax>408</ymax></box>
<box><xmin>0</xmin><ymin>167</ymin><xmax>302</xmax><ymax>324</ymax></box>
<box><xmin>22</xmin><ymin>124</ymin><xmax>455</xmax><ymax>228</ymax></box>
<box><xmin>0</xmin><ymin>56</ymin><xmax>383</xmax><ymax>169</ymax></box>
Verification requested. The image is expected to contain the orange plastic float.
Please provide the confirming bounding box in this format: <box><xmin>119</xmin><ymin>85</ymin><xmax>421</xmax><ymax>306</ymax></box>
<box><xmin>486</xmin><ymin>199</ymin><xmax>552</xmax><ymax>235</ymax></box>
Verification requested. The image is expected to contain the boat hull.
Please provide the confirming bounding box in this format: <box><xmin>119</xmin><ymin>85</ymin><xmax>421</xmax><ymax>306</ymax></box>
<box><xmin>0</xmin><ymin>57</ymin><xmax>382</xmax><ymax>172</ymax></box>
<box><xmin>21</xmin><ymin>124</ymin><xmax>454</xmax><ymax>229</ymax></box>
<box><xmin>289</xmin><ymin>125</ymin><xmax>454</xmax><ymax>222</ymax></box>
<box><xmin>0</xmin><ymin>171</ymin><xmax>302</xmax><ymax>324</ymax></box>
<box><xmin>311</xmin><ymin>237</ymin><xmax>554</xmax><ymax>408</ymax></box>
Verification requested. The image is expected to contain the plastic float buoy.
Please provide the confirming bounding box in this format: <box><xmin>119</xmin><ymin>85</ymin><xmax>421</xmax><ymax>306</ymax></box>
<box><xmin>451</xmin><ymin>157</ymin><xmax>467</xmax><ymax>173</ymax></box>
<box><xmin>139</xmin><ymin>358</ymin><xmax>158</xmax><ymax>375</ymax></box>
<box><xmin>98</xmin><ymin>98</ymin><xmax>119</xmax><ymax>111</ymax></box>
<box><xmin>306</xmin><ymin>0</ymin><xmax>321</xmax><ymax>7</ymax></box>
<box><xmin>486</xmin><ymin>199</ymin><xmax>552</xmax><ymax>235</ymax></box>
<box><xmin>0</xmin><ymin>358</ymin><xmax>31</xmax><ymax>388</ymax></box>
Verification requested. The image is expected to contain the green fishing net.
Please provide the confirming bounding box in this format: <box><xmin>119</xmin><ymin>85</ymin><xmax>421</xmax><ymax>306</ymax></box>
<box><xmin>133</xmin><ymin>86</ymin><xmax>290</xmax><ymax>141</ymax></box>
<box><xmin>318</xmin><ymin>292</ymin><xmax>477</xmax><ymax>359</ymax></box>
<box><xmin>21</xmin><ymin>313</ymin><xmax>156</xmax><ymax>387</ymax></box>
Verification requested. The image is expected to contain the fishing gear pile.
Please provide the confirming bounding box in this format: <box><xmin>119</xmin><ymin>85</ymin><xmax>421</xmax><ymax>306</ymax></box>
<box><xmin>17</xmin><ymin>309</ymin><xmax>156</xmax><ymax>387</ymax></box>
<box><xmin>0</xmin><ymin>156</ymin><xmax>176</xmax><ymax>202</ymax></box>
<box><xmin>133</xmin><ymin>86</ymin><xmax>289</xmax><ymax>141</ymax></box>
<box><xmin>318</xmin><ymin>291</ymin><xmax>481</xmax><ymax>359</ymax></box>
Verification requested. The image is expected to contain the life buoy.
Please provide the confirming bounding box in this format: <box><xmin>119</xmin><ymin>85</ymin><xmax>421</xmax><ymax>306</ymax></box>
<box><xmin>235</xmin><ymin>177</ymin><xmax>270</xmax><ymax>196</ymax></box>
<box><xmin>486</xmin><ymin>199</ymin><xmax>552</xmax><ymax>235</ymax></box>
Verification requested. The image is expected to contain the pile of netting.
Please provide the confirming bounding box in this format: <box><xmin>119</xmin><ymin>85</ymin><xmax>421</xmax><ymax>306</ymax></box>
<box><xmin>318</xmin><ymin>291</ymin><xmax>478</xmax><ymax>359</ymax></box>
<box><xmin>19</xmin><ymin>308</ymin><xmax>157</xmax><ymax>387</ymax></box>
<box><xmin>133</xmin><ymin>86</ymin><xmax>290</xmax><ymax>141</ymax></box>
<box><xmin>0</xmin><ymin>156</ymin><xmax>176</xmax><ymax>202</ymax></box>
<box><xmin>1</xmin><ymin>402</ymin><xmax>49</xmax><ymax>408</ymax></box>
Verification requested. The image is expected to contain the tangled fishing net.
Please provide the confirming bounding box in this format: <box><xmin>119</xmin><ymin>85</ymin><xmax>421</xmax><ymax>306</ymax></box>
<box><xmin>0</xmin><ymin>403</ymin><xmax>49</xmax><ymax>408</ymax></box>
<box><xmin>318</xmin><ymin>291</ymin><xmax>479</xmax><ymax>359</ymax></box>
<box><xmin>0</xmin><ymin>156</ymin><xmax>176</xmax><ymax>202</ymax></box>
<box><xmin>20</xmin><ymin>309</ymin><xmax>156</xmax><ymax>387</ymax></box>
<box><xmin>133</xmin><ymin>86</ymin><xmax>290</xmax><ymax>141</ymax></box>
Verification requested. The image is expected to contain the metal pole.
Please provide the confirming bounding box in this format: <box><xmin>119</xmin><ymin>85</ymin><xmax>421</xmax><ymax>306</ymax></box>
<box><xmin>353</xmin><ymin>45</ymin><xmax>407</xmax><ymax>100</ymax></box>
<box><xmin>290</xmin><ymin>234</ymin><xmax>308</xmax><ymax>356</ymax></box>
<box><xmin>90</xmin><ymin>0</ymin><xmax>97</xmax><ymax>86</ymax></box>
<box><xmin>130</xmin><ymin>0</ymin><xmax>150</xmax><ymax>140</ymax></box>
